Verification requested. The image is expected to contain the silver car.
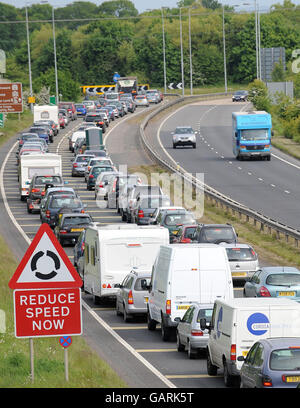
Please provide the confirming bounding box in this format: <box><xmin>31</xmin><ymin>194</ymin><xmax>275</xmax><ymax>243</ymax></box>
<box><xmin>172</xmin><ymin>126</ymin><xmax>197</xmax><ymax>149</ymax></box>
<box><xmin>94</xmin><ymin>171</ymin><xmax>120</xmax><ymax>200</ymax></box>
<box><xmin>134</xmin><ymin>95</ymin><xmax>149</xmax><ymax>107</ymax></box>
<box><xmin>220</xmin><ymin>243</ymin><xmax>260</xmax><ymax>282</ymax></box>
<box><xmin>116</xmin><ymin>269</ymin><xmax>151</xmax><ymax>322</ymax></box>
<box><xmin>176</xmin><ymin>303</ymin><xmax>213</xmax><ymax>359</ymax></box>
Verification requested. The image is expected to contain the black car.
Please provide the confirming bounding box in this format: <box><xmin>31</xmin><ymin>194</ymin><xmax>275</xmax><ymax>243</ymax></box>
<box><xmin>34</xmin><ymin>120</ymin><xmax>58</xmax><ymax>136</ymax></box>
<box><xmin>40</xmin><ymin>194</ymin><xmax>86</xmax><ymax>228</ymax></box>
<box><xmin>17</xmin><ymin>133</ymin><xmax>40</xmax><ymax>150</ymax></box>
<box><xmin>54</xmin><ymin>213</ymin><xmax>93</xmax><ymax>246</ymax></box>
<box><xmin>132</xmin><ymin>195</ymin><xmax>171</xmax><ymax>225</ymax></box>
<box><xmin>193</xmin><ymin>224</ymin><xmax>238</xmax><ymax>244</ymax></box>
<box><xmin>32</xmin><ymin>122</ymin><xmax>54</xmax><ymax>142</ymax></box>
<box><xmin>27</xmin><ymin>174</ymin><xmax>65</xmax><ymax>213</ymax></box>
<box><xmin>86</xmin><ymin>165</ymin><xmax>114</xmax><ymax>190</ymax></box>
<box><xmin>84</xmin><ymin>113</ymin><xmax>106</xmax><ymax>133</ymax></box>
<box><xmin>232</xmin><ymin>90</ymin><xmax>248</xmax><ymax>102</ymax></box>
<box><xmin>29</xmin><ymin>126</ymin><xmax>50</xmax><ymax>144</ymax></box>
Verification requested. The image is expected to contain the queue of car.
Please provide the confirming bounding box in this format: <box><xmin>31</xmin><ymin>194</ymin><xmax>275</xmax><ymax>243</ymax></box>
<box><xmin>15</xmin><ymin>93</ymin><xmax>300</xmax><ymax>389</ymax></box>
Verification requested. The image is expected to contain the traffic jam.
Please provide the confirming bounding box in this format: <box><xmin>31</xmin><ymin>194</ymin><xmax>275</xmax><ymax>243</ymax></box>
<box><xmin>10</xmin><ymin>88</ymin><xmax>300</xmax><ymax>389</ymax></box>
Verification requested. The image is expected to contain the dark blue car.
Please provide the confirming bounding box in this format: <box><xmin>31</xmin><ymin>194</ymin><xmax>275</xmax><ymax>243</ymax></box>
<box><xmin>29</xmin><ymin>126</ymin><xmax>50</xmax><ymax>144</ymax></box>
<box><xmin>75</xmin><ymin>103</ymin><xmax>87</xmax><ymax>116</ymax></box>
<box><xmin>240</xmin><ymin>338</ymin><xmax>300</xmax><ymax>388</ymax></box>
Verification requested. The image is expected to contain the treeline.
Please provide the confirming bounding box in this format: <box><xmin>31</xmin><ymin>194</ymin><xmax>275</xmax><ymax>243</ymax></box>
<box><xmin>2</xmin><ymin>0</ymin><xmax>300</xmax><ymax>100</ymax></box>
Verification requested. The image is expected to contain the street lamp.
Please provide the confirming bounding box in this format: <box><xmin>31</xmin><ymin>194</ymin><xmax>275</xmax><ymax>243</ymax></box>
<box><xmin>25</xmin><ymin>3</ymin><xmax>33</xmax><ymax>111</ymax></box>
<box><xmin>222</xmin><ymin>6</ymin><xmax>228</xmax><ymax>94</ymax></box>
<box><xmin>179</xmin><ymin>7</ymin><xmax>184</xmax><ymax>96</ymax></box>
<box><xmin>161</xmin><ymin>7</ymin><xmax>167</xmax><ymax>94</ymax></box>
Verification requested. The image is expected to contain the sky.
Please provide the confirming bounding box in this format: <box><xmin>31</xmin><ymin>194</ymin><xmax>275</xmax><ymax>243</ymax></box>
<box><xmin>0</xmin><ymin>0</ymin><xmax>299</xmax><ymax>13</ymax></box>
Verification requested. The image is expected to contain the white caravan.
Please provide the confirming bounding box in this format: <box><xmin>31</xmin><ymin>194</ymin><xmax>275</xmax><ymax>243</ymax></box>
<box><xmin>33</xmin><ymin>105</ymin><xmax>59</xmax><ymax>129</ymax></box>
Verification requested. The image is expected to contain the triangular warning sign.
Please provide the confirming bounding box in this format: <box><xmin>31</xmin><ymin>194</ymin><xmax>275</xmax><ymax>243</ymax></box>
<box><xmin>9</xmin><ymin>223</ymin><xmax>83</xmax><ymax>289</ymax></box>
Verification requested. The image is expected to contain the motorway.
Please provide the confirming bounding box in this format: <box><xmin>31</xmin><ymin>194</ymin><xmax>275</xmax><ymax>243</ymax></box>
<box><xmin>156</xmin><ymin>99</ymin><xmax>300</xmax><ymax>230</ymax></box>
<box><xmin>0</xmin><ymin>99</ymin><xmax>257</xmax><ymax>389</ymax></box>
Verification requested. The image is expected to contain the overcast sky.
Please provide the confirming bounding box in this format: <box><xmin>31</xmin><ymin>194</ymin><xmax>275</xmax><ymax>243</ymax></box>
<box><xmin>0</xmin><ymin>0</ymin><xmax>299</xmax><ymax>13</ymax></box>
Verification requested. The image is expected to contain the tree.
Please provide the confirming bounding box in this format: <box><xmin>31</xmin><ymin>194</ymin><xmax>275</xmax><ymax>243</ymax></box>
<box><xmin>202</xmin><ymin>0</ymin><xmax>222</xmax><ymax>10</ymax></box>
<box><xmin>98</xmin><ymin>0</ymin><xmax>138</xmax><ymax>17</ymax></box>
<box><xmin>271</xmin><ymin>59</ymin><xmax>286</xmax><ymax>82</ymax></box>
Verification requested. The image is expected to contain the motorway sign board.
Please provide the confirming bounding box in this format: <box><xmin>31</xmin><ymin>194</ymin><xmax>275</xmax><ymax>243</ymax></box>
<box><xmin>0</xmin><ymin>113</ymin><xmax>3</xmax><ymax>128</ymax></box>
<box><xmin>0</xmin><ymin>82</ymin><xmax>23</xmax><ymax>113</ymax></box>
<box><xmin>13</xmin><ymin>287</ymin><xmax>82</xmax><ymax>338</ymax></box>
<box><xmin>8</xmin><ymin>223</ymin><xmax>83</xmax><ymax>290</ymax></box>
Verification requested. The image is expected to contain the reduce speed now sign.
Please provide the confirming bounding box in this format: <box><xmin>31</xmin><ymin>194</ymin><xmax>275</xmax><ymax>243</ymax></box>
<box><xmin>9</xmin><ymin>223</ymin><xmax>83</xmax><ymax>339</ymax></box>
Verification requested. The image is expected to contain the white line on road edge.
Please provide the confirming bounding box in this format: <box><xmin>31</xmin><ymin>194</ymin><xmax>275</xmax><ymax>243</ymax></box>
<box><xmin>1</xmin><ymin>110</ymin><xmax>176</xmax><ymax>389</ymax></box>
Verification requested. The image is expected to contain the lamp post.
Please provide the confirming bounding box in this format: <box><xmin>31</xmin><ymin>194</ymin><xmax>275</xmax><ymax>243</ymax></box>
<box><xmin>222</xmin><ymin>6</ymin><xmax>228</xmax><ymax>94</ymax></box>
<box><xmin>161</xmin><ymin>7</ymin><xmax>167</xmax><ymax>94</ymax></box>
<box><xmin>179</xmin><ymin>7</ymin><xmax>184</xmax><ymax>96</ymax></box>
<box><xmin>25</xmin><ymin>4</ymin><xmax>33</xmax><ymax>111</ymax></box>
<box><xmin>52</xmin><ymin>7</ymin><xmax>59</xmax><ymax>104</ymax></box>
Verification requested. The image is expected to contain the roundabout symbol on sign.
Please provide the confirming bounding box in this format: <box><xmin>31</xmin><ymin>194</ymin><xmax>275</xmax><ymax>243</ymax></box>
<box><xmin>31</xmin><ymin>250</ymin><xmax>60</xmax><ymax>280</ymax></box>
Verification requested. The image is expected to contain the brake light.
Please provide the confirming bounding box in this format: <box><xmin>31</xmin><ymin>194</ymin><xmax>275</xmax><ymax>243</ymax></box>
<box><xmin>265</xmin><ymin>145</ymin><xmax>270</xmax><ymax>148</ymax></box>
<box><xmin>81</xmin><ymin>210</ymin><xmax>85</xmax><ymax>213</ymax></box>
<box><xmin>259</xmin><ymin>286</ymin><xmax>271</xmax><ymax>297</ymax></box>
<box><xmin>98</xmin><ymin>183</ymin><xmax>103</xmax><ymax>188</ymax></box>
<box><xmin>166</xmin><ymin>299</ymin><xmax>171</xmax><ymax>315</ymax></box>
<box><xmin>240</xmin><ymin>146</ymin><xmax>246</xmax><ymax>149</ymax></box>
<box><xmin>60</xmin><ymin>230</ymin><xmax>67</xmax><ymax>234</ymax></box>
<box><xmin>191</xmin><ymin>329</ymin><xmax>203</xmax><ymax>336</ymax></box>
<box><xmin>81</xmin><ymin>242</ymin><xmax>85</xmax><ymax>252</ymax></box>
<box><xmin>181</xmin><ymin>238</ymin><xmax>191</xmax><ymax>243</ymax></box>
<box><xmin>128</xmin><ymin>290</ymin><xmax>134</xmax><ymax>305</ymax></box>
<box><xmin>46</xmin><ymin>210</ymin><xmax>50</xmax><ymax>218</ymax></box>
<box><xmin>73</xmin><ymin>163</ymin><xmax>78</xmax><ymax>168</ymax></box>
<box><xmin>262</xmin><ymin>376</ymin><xmax>272</xmax><ymax>387</ymax></box>
<box><xmin>230</xmin><ymin>344</ymin><xmax>236</xmax><ymax>361</ymax></box>
<box><xmin>41</xmin><ymin>191</ymin><xmax>45</xmax><ymax>196</ymax></box>
<box><xmin>138</xmin><ymin>210</ymin><xmax>144</xmax><ymax>218</ymax></box>
<box><xmin>89</xmin><ymin>174</ymin><xmax>94</xmax><ymax>179</ymax></box>
<box><xmin>31</xmin><ymin>188</ymin><xmax>40</xmax><ymax>193</ymax></box>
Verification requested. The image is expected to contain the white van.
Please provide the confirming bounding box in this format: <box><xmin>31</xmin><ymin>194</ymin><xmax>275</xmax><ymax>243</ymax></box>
<box><xmin>83</xmin><ymin>224</ymin><xmax>169</xmax><ymax>304</ymax></box>
<box><xmin>203</xmin><ymin>298</ymin><xmax>300</xmax><ymax>387</ymax></box>
<box><xmin>147</xmin><ymin>244</ymin><xmax>234</xmax><ymax>341</ymax></box>
<box><xmin>69</xmin><ymin>130</ymin><xmax>86</xmax><ymax>152</ymax></box>
<box><xmin>19</xmin><ymin>153</ymin><xmax>62</xmax><ymax>201</ymax></box>
<box><xmin>33</xmin><ymin>105</ymin><xmax>59</xmax><ymax>130</ymax></box>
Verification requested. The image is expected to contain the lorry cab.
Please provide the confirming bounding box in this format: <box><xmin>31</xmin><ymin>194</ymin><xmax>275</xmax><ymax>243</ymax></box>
<box><xmin>232</xmin><ymin>111</ymin><xmax>272</xmax><ymax>161</ymax></box>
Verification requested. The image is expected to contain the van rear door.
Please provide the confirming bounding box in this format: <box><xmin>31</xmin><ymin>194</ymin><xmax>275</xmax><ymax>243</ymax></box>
<box><xmin>171</xmin><ymin>248</ymin><xmax>200</xmax><ymax>319</ymax></box>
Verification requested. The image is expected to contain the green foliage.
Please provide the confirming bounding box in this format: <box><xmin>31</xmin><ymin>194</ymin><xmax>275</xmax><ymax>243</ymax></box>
<box><xmin>248</xmin><ymin>79</ymin><xmax>271</xmax><ymax>112</ymax></box>
<box><xmin>271</xmin><ymin>59</ymin><xmax>286</xmax><ymax>82</ymax></box>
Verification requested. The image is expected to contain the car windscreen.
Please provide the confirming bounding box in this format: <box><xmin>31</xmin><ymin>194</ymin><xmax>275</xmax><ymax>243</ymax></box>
<box><xmin>134</xmin><ymin>277</ymin><xmax>151</xmax><ymax>291</ymax></box>
<box><xmin>196</xmin><ymin>308</ymin><xmax>213</xmax><ymax>323</ymax></box>
<box><xmin>35</xmin><ymin>176</ymin><xmax>62</xmax><ymax>185</ymax></box>
<box><xmin>270</xmin><ymin>348</ymin><xmax>300</xmax><ymax>370</ymax></box>
<box><xmin>30</xmin><ymin>128</ymin><xmax>48</xmax><ymax>134</ymax></box>
<box><xmin>63</xmin><ymin>216</ymin><xmax>91</xmax><ymax>226</ymax></box>
<box><xmin>225</xmin><ymin>247</ymin><xmax>256</xmax><ymax>261</ymax></box>
<box><xmin>175</xmin><ymin>127</ymin><xmax>193</xmax><ymax>134</ymax></box>
<box><xmin>92</xmin><ymin>167</ymin><xmax>113</xmax><ymax>175</ymax></box>
<box><xmin>21</xmin><ymin>134</ymin><xmax>39</xmax><ymax>140</ymax></box>
<box><xmin>140</xmin><ymin>198</ymin><xmax>171</xmax><ymax>208</ymax></box>
<box><xmin>164</xmin><ymin>213</ymin><xmax>194</xmax><ymax>226</ymax></box>
<box><xmin>50</xmin><ymin>197</ymin><xmax>81</xmax><ymax>209</ymax></box>
<box><xmin>202</xmin><ymin>227</ymin><xmax>235</xmax><ymax>242</ymax></box>
<box><xmin>266</xmin><ymin>273</ymin><xmax>300</xmax><ymax>286</ymax></box>
<box><xmin>90</xmin><ymin>160</ymin><xmax>111</xmax><ymax>166</ymax></box>
<box><xmin>75</xmin><ymin>104</ymin><xmax>84</xmax><ymax>108</ymax></box>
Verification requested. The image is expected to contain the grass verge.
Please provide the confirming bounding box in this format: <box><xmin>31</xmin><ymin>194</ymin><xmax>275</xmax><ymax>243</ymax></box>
<box><xmin>129</xmin><ymin>164</ymin><xmax>300</xmax><ymax>269</ymax></box>
<box><xmin>0</xmin><ymin>235</ymin><xmax>127</xmax><ymax>388</ymax></box>
<box><xmin>0</xmin><ymin>110</ymin><xmax>34</xmax><ymax>147</ymax></box>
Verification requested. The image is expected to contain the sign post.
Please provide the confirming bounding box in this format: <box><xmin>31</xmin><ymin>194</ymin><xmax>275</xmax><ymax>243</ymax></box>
<box><xmin>9</xmin><ymin>223</ymin><xmax>83</xmax><ymax>382</ymax></box>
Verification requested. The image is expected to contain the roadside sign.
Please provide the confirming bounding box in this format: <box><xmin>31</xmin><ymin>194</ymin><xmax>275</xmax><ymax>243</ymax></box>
<box><xmin>0</xmin><ymin>82</ymin><xmax>23</xmax><ymax>113</ymax></box>
<box><xmin>28</xmin><ymin>96</ymin><xmax>35</xmax><ymax>104</ymax></box>
<box><xmin>49</xmin><ymin>96</ymin><xmax>56</xmax><ymax>105</ymax></box>
<box><xmin>59</xmin><ymin>336</ymin><xmax>72</xmax><ymax>348</ymax></box>
<box><xmin>0</xmin><ymin>113</ymin><xmax>3</xmax><ymax>128</ymax></box>
<box><xmin>8</xmin><ymin>223</ymin><xmax>83</xmax><ymax>290</ymax></box>
<box><xmin>113</xmin><ymin>72</ymin><xmax>120</xmax><ymax>83</ymax></box>
<box><xmin>13</xmin><ymin>287</ymin><xmax>82</xmax><ymax>338</ymax></box>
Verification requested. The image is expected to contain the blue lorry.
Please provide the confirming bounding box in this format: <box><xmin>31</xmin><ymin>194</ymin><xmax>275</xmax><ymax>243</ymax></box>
<box><xmin>232</xmin><ymin>111</ymin><xmax>272</xmax><ymax>161</ymax></box>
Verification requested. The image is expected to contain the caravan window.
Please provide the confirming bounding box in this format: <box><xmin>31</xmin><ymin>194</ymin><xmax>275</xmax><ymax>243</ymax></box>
<box><xmin>28</xmin><ymin>168</ymin><xmax>55</xmax><ymax>178</ymax></box>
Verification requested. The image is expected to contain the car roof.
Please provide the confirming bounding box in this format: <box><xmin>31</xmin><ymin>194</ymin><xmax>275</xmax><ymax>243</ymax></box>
<box><xmin>219</xmin><ymin>243</ymin><xmax>252</xmax><ymax>249</ymax></box>
<box><xmin>260</xmin><ymin>337</ymin><xmax>300</xmax><ymax>349</ymax></box>
<box><xmin>46</xmin><ymin>187</ymin><xmax>75</xmax><ymax>194</ymax></box>
<box><xmin>61</xmin><ymin>213</ymin><xmax>91</xmax><ymax>219</ymax></box>
<box><xmin>200</xmin><ymin>224</ymin><xmax>234</xmax><ymax>228</ymax></box>
<box><xmin>260</xmin><ymin>266</ymin><xmax>300</xmax><ymax>274</ymax></box>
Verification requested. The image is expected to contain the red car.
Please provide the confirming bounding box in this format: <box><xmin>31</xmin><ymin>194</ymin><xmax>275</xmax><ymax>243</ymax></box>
<box><xmin>172</xmin><ymin>224</ymin><xmax>197</xmax><ymax>244</ymax></box>
<box><xmin>58</xmin><ymin>113</ymin><xmax>66</xmax><ymax>128</ymax></box>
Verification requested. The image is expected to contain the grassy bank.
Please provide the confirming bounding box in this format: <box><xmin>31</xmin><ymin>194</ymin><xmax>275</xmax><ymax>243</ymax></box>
<box><xmin>129</xmin><ymin>164</ymin><xmax>300</xmax><ymax>269</ymax></box>
<box><xmin>0</xmin><ymin>110</ymin><xmax>34</xmax><ymax>147</ymax></box>
<box><xmin>0</xmin><ymin>235</ymin><xmax>127</xmax><ymax>388</ymax></box>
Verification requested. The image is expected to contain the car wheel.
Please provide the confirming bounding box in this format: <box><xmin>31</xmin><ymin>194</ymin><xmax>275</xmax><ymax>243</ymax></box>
<box><xmin>267</xmin><ymin>155</ymin><xmax>271</xmax><ymax>161</ymax></box>
<box><xmin>193</xmin><ymin>143</ymin><xmax>196</xmax><ymax>149</ymax></box>
<box><xmin>176</xmin><ymin>332</ymin><xmax>185</xmax><ymax>352</ymax></box>
<box><xmin>123</xmin><ymin>305</ymin><xmax>131</xmax><ymax>323</ymax></box>
<box><xmin>116</xmin><ymin>301</ymin><xmax>122</xmax><ymax>316</ymax></box>
<box><xmin>147</xmin><ymin>312</ymin><xmax>157</xmax><ymax>331</ymax></box>
<box><xmin>161</xmin><ymin>321</ymin><xmax>171</xmax><ymax>341</ymax></box>
<box><xmin>187</xmin><ymin>340</ymin><xmax>197</xmax><ymax>359</ymax></box>
<box><xmin>173</xmin><ymin>143</ymin><xmax>176</xmax><ymax>149</ymax></box>
<box><xmin>122</xmin><ymin>212</ymin><xmax>127</xmax><ymax>222</ymax></box>
<box><xmin>93</xmin><ymin>295</ymin><xmax>101</xmax><ymax>305</ymax></box>
<box><xmin>223</xmin><ymin>360</ymin><xmax>235</xmax><ymax>387</ymax></box>
<box><xmin>27</xmin><ymin>205</ymin><xmax>32</xmax><ymax>214</ymax></box>
<box><xmin>207</xmin><ymin>352</ymin><xmax>218</xmax><ymax>376</ymax></box>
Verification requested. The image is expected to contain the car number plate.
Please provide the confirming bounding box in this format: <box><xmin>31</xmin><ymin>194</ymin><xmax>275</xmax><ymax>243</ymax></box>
<box><xmin>286</xmin><ymin>376</ymin><xmax>300</xmax><ymax>382</ymax></box>
<box><xmin>71</xmin><ymin>228</ymin><xmax>84</xmax><ymax>232</ymax></box>
<box><xmin>279</xmin><ymin>291</ymin><xmax>296</xmax><ymax>296</ymax></box>
<box><xmin>232</xmin><ymin>272</ymin><xmax>247</xmax><ymax>277</ymax></box>
<box><xmin>176</xmin><ymin>305</ymin><xmax>189</xmax><ymax>310</ymax></box>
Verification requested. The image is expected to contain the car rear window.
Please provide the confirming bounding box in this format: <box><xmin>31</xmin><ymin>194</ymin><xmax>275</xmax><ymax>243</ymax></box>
<box><xmin>183</xmin><ymin>226</ymin><xmax>197</xmax><ymax>239</ymax></box>
<box><xmin>63</xmin><ymin>216</ymin><xmax>91</xmax><ymax>226</ymax></box>
<box><xmin>140</xmin><ymin>198</ymin><xmax>171</xmax><ymax>208</ymax></box>
<box><xmin>270</xmin><ymin>348</ymin><xmax>300</xmax><ymax>370</ymax></box>
<box><xmin>76</xmin><ymin>156</ymin><xmax>94</xmax><ymax>163</ymax></box>
<box><xmin>50</xmin><ymin>197</ymin><xmax>81</xmax><ymax>208</ymax></box>
<box><xmin>202</xmin><ymin>227</ymin><xmax>235</xmax><ymax>242</ymax></box>
<box><xmin>225</xmin><ymin>248</ymin><xmax>256</xmax><ymax>261</ymax></box>
<box><xmin>134</xmin><ymin>277</ymin><xmax>151</xmax><ymax>291</ymax></box>
<box><xmin>35</xmin><ymin>176</ymin><xmax>62</xmax><ymax>185</ymax></box>
<box><xmin>164</xmin><ymin>214</ymin><xmax>194</xmax><ymax>226</ymax></box>
<box><xmin>196</xmin><ymin>308</ymin><xmax>213</xmax><ymax>323</ymax></box>
<box><xmin>266</xmin><ymin>273</ymin><xmax>300</xmax><ymax>286</ymax></box>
